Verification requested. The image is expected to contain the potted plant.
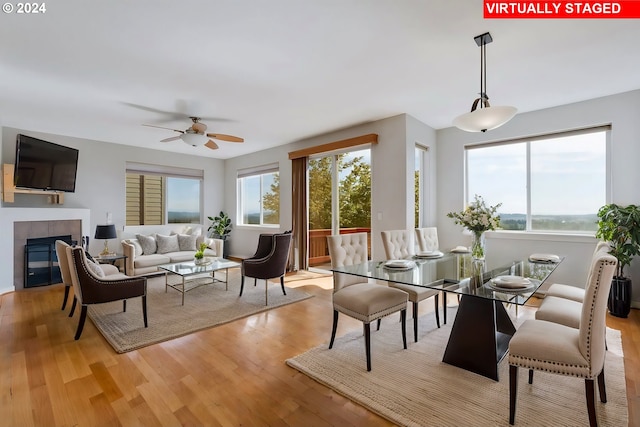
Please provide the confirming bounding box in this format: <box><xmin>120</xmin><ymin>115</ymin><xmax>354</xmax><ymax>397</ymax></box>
<box><xmin>595</xmin><ymin>203</ymin><xmax>640</xmax><ymax>318</ymax></box>
<box><xmin>208</xmin><ymin>211</ymin><xmax>232</xmax><ymax>259</ymax></box>
<box><xmin>208</xmin><ymin>211</ymin><xmax>232</xmax><ymax>239</ymax></box>
<box><xmin>194</xmin><ymin>242</ymin><xmax>208</xmax><ymax>265</ymax></box>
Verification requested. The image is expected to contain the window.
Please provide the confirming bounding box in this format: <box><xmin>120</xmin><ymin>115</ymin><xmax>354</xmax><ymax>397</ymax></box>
<box><xmin>126</xmin><ymin>163</ymin><xmax>202</xmax><ymax>225</ymax></box>
<box><xmin>465</xmin><ymin>128</ymin><xmax>608</xmax><ymax>233</ymax></box>
<box><xmin>237</xmin><ymin>164</ymin><xmax>280</xmax><ymax>226</ymax></box>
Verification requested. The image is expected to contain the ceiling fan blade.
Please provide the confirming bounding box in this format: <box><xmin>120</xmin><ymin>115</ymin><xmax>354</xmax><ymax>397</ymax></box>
<box><xmin>205</xmin><ymin>140</ymin><xmax>219</xmax><ymax>150</ymax></box>
<box><xmin>160</xmin><ymin>136</ymin><xmax>182</xmax><ymax>143</ymax></box>
<box><xmin>206</xmin><ymin>133</ymin><xmax>244</xmax><ymax>143</ymax></box>
<box><xmin>142</xmin><ymin>124</ymin><xmax>184</xmax><ymax>133</ymax></box>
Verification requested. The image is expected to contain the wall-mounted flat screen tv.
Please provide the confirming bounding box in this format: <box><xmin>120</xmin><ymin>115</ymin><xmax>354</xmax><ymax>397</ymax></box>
<box><xmin>14</xmin><ymin>134</ymin><xmax>79</xmax><ymax>192</ymax></box>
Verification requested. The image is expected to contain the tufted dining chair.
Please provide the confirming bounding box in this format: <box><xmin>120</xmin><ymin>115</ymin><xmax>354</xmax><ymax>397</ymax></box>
<box><xmin>508</xmin><ymin>251</ymin><xmax>617</xmax><ymax>427</ymax></box>
<box><xmin>535</xmin><ymin>242</ymin><xmax>611</xmax><ymax>329</ymax></box>
<box><xmin>415</xmin><ymin>227</ymin><xmax>439</xmax><ymax>253</ymax></box>
<box><xmin>327</xmin><ymin>232</ymin><xmax>408</xmax><ymax>371</ymax></box>
<box><xmin>381</xmin><ymin>229</ymin><xmax>441</xmax><ymax>342</ymax></box>
<box><xmin>543</xmin><ymin>241</ymin><xmax>610</xmax><ymax>304</ymax></box>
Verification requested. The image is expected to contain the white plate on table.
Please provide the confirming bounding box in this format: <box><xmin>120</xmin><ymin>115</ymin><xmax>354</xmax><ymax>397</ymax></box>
<box><xmin>414</xmin><ymin>250</ymin><xmax>444</xmax><ymax>259</ymax></box>
<box><xmin>488</xmin><ymin>275</ymin><xmax>536</xmax><ymax>293</ymax></box>
<box><xmin>450</xmin><ymin>246</ymin><xmax>470</xmax><ymax>253</ymax></box>
<box><xmin>383</xmin><ymin>260</ymin><xmax>416</xmax><ymax>270</ymax></box>
<box><xmin>529</xmin><ymin>253</ymin><xmax>561</xmax><ymax>263</ymax></box>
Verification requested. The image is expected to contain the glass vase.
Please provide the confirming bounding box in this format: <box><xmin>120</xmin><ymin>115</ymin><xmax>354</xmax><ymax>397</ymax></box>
<box><xmin>471</xmin><ymin>231</ymin><xmax>486</xmax><ymax>260</ymax></box>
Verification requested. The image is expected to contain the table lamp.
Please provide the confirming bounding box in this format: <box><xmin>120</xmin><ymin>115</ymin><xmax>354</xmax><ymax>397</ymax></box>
<box><xmin>95</xmin><ymin>224</ymin><xmax>117</xmax><ymax>256</ymax></box>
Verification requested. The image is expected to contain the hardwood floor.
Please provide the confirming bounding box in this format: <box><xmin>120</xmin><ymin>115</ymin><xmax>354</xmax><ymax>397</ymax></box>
<box><xmin>2</xmin><ymin>276</ymin><xmax>639</xmax><ymax>426</ymax></box>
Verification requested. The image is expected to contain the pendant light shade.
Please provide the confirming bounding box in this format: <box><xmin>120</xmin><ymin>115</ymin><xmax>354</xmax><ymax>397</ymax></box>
<box><xmin>453</xmin><ymin>32</ymin><xmax>517</xmax><ymax>133</ymax></box>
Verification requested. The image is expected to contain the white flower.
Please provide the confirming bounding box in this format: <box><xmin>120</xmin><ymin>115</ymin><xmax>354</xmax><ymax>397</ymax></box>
<box><xmin>447</xmin><ymin>195</ymin><xmax>502</xmax><ymax>233</ymax></box>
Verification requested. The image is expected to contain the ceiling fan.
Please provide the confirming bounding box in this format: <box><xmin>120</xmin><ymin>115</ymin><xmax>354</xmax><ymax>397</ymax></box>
<box><xmin>143</xmin><ymin>117</ymin><xmax>243</xmax><ymax>150</ymax></box>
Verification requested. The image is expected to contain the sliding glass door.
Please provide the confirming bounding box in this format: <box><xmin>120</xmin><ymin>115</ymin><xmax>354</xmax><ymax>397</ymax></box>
<box><xmin>308</xmin><ymin>148</ymin><xmax>371</xmax><ymax>269</ymax></box>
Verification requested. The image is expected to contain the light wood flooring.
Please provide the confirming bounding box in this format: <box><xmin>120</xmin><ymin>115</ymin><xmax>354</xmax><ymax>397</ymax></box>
<box><xmin>1</xmin><ymin>275</ymin><xmax>639</xmax><ymax>426</ymax></box>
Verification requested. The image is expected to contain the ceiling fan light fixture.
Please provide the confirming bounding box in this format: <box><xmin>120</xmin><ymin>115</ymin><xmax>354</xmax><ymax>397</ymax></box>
<box><xmin>180</xmin><ymin>131</ymin><xmax>208</xmax><ymax>146</ymax></box>
<box><xmin>453</xmin><ymin>32</ymin><xmax>517</xmax><ymax>133</ymax></box>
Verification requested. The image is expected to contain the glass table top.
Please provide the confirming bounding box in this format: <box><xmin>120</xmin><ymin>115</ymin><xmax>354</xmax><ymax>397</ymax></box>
<box><xmin>158</xmin><ymin>258</ymin><xmax>241</xmax><ymax>277</ymax></box>
<box><xmin>331</xmin><ymin>253</ymin><xmax>563</xmax><ymax>306</ymax></box>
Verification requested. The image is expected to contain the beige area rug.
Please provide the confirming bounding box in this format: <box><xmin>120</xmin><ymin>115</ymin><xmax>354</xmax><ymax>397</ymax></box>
<box><xmin>287</xmin><ymin>308</ymin><xmax>628</xmax><ymax>427</ymax></box>
<box><xmin>88</xmin><ymin>271</ymin><xmax>312</xmax><ymax>353</ymax></box>
<box><xmin>285</xmin><ymin>269</ymin><xmax>332</xmax><ymax>282</ymax></box>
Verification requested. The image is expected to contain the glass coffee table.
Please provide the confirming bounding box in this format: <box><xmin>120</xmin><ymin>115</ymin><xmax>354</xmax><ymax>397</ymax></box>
<box><xmin>158</xmin><ymin>258</ymin><xmax>241</xmax><ymax>305</ymax></box>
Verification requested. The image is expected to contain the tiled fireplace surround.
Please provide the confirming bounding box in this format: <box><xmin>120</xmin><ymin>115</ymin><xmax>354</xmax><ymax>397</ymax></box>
<box><xmin>0</xmin><ymin>208</ymin><xmax>91</xmax><ymax>294</ymax></box>
<box><xmin>14</xmin><ymin>219</ymin><xmax>82</xmax><ymax>290</ymax></box>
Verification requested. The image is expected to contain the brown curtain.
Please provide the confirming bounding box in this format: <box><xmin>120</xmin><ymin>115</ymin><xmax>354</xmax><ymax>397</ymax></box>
<box><xmin>290</xmin><ymin>157</ymin><xmax>308</xmax><ymax>271</ymax></box>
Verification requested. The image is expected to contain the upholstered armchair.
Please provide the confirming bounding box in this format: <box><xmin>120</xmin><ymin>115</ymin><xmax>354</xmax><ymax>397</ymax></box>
<box><xmin>66</xmin><ymin>246</ymin><xmax>148</xmax><ymax>340</ymax></box>
<box><xmin>56</xmin><ymin>239</ymin><xmax>121</xmax><ymax>314</ymax></box>
<box><xmin>415</xmin><ymin>227</ymin><xmax>439</xmax><ymax>253</ymax></box>
<box><xmin>508</xmin><ymin>251</ymin><xmax>617</xmax><ymax>427</ymax></box>
<box><xmin>240</xmin><ymin>231</ymin><xmax>293</xmax><ymax>305</ymax></box>
<box><xmin>327</xmin><ymin>232</ymin><xmax>408</xmax><ymax>371</ymax></box>
<box><xmin>381</xmin><ymin>229</ymin><xmax>441</xmax><ymax>342</ymax></box>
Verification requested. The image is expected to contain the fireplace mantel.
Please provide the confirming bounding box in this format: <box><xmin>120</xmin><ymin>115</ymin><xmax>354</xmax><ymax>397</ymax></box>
<box><xmin>0</xmin><ymin>207</ymin><xmax>91</xmax><ymax>294</ymax></box>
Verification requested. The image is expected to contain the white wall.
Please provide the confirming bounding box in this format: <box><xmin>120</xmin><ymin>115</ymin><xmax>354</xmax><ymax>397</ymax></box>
<box><xmin>224</xmin><ymin>114</ymin><xmax>438</xmax><ymax>260</ymax></box>
<box><xmin>0</xmin><ymin>127</ymin><xmax>226</xmax><ymax>292</ymax></box>
<box><xmin>437</xmin><ymin>89</ymin><xmax>640</xmax><ymax>305</ymax></box>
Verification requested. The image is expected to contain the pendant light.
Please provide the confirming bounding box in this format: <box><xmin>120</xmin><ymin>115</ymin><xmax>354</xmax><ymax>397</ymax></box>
<box><xmin>453</xmin><ymin>32</ymin><xmax>517</xmax><ymax>132</ymax></box>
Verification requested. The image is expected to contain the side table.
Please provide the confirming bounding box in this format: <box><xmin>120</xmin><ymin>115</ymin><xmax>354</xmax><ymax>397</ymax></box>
<box><xmin>94</xmin><ymin>254</ymin><xmax>128</xmax><ymax>275</ymax></box>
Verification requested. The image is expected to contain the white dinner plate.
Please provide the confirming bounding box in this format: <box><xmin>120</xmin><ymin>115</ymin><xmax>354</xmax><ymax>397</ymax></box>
<box><xmin>529</xmin><ymin>253</ymin><xmax>561</xmax><ymax>263</ymax></box>
<box><xmin>383</xmin><ymin>260</ymin><xmax>416</xmax><ymax>270</ymax></box>
<box><xmin>491</xmin><ymin>275</ymin><xmax>532</xmax><ymax>288</ymax></box>
<box><xmin>415</xmin><ymin>250</ymin><xmax>444</xmax><ymax>259</ymax></box>
<box><xmin>487</xmin><ymin>281</ymin><xmax>538</xmax><ymax>294</ymax></box>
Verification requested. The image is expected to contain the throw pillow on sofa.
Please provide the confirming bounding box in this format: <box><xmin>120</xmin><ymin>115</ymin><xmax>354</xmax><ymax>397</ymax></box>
<box><xmin>86</xmin><ymin>259</ymin><xmax>106</xmax><ymax>278</ymax></box>
<box><xmin>137</xmin><ymin>234</ymin><xmax>157</xmax><ymax>255</ymax></box>
<box><xmin>123</xmin><ymin>238</ymin><xmax>144</xmax><ymax>257</ymax></box>
<box><xmin>157</xmin><ymin>234</ymin><xmax>180</xmax><ymax>254</ymax></box>
<box><xmin>177</xmin><ymin>233</ymin><xmax>198</xmax><ymax>251</ymax></box>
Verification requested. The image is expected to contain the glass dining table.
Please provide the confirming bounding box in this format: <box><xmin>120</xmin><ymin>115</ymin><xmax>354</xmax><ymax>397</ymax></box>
<box><xmin>331</xmin><ymin>253</ymin><xmax>562</xmax><ymax>381</ymax></box>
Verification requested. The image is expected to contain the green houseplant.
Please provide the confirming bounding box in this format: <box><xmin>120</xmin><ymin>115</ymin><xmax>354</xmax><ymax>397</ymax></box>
<box><xmin>208</xmin><ymin>211</ymin><xmax>232</xmax><ymax>239</ymax></box>
<box><xmin>194</xmin><ymin>242</ymin><xmax>208</xmax><ymax>265</ymax></box>
<box><xmin>208</xmin><ymin>211</ymin><xmax>232</xmax><ymax>259</ymax></box>
<box><xmin>595</xmin><ymin>203</ymin><xmax>640</xmax><ymax>317</ymax></box>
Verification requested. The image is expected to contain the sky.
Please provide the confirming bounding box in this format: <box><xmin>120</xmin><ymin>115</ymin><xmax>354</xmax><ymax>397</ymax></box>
<box><xmin>466</xmin><ymin>131</ymin><xmax>606</xmax><ymax>215</ymax></box>
<box><xmin>167</xmin><ymin>177</ymin><xmax>200</xmax><ymax>212</ymax></box>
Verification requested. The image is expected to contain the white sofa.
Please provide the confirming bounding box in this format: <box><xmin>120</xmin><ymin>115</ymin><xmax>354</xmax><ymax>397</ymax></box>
<box><xmin>120</xmin><ymin>224</ymin><xmax>224</xmax><ymax>276</ymax></box>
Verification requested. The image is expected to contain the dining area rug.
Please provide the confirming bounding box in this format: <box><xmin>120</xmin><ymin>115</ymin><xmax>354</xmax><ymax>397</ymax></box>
<box><xmin>286</xmin><ymin>309</ymin><xmax>628</xmax><ymax>427</ymax></box>
<box><xmin>88</xmin><ymin>272</ymin><xmax>312</xmax><ymax>353</ymax></box>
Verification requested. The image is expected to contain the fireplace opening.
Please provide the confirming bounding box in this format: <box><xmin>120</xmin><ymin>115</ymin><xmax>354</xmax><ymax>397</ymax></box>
<box><xmin>24</xmin><ymin>235</ymin><xmax>75</xmax><ymax>288</ymax></box>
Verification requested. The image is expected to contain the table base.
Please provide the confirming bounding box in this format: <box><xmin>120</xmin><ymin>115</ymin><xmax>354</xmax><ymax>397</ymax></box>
<box><xmin>442</xmin><ymin>295</ymin><xmax>516</xmax><ymax>381</ymax></box>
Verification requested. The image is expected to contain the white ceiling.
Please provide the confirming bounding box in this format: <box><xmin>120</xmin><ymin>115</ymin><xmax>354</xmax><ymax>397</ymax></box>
<box><xmin>2</xmin><ymin>1</ymin><xmax>640</xmax><ymax>159</ymax></box>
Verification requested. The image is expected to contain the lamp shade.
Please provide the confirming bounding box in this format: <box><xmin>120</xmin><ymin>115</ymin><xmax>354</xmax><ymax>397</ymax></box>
<box><xmin>180</xmin><ymin>132</ymin><xmax>208</xmax><ymax>146</ymax></box>
<box><xmin>94</xmin><ymin>224</ymin><xmax>117</xmax><ymax>240</ymax></box>
<box><xmin>453</xmin><ymin>105</ymin><xmax>517</xmax><ymax>133</ymax></box>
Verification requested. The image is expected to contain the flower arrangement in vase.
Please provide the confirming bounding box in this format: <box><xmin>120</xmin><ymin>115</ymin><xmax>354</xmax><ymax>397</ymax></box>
<box><xmin>194</xmin><ymin>242</ymin><xmax>208</xmax><ymax>265</ymax></box>
<box><xmin>447</xmin><ymin>195</ymin><xmax>502</xmax><ymax>260</ymax></box>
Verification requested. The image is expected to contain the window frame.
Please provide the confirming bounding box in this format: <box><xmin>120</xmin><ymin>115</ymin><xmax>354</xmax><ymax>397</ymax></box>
<box><xmin>236</xmin><ymin>163</ymin><xmax>280</xmax><ymax>228</ymax></box>
<box><xmin>464</xmin><ymin>126</ymin><xmax>611</xmax><ymax>236</ymax></box>
<box><xmin>125</xmin><ymin>162</ymin><xmax>204</xmax><ymax>226</ymax></box>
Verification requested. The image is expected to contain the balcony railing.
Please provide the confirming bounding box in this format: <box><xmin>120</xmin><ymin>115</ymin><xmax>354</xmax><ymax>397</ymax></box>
<box><xmin>308</xmin><ymin>228</ymin><xmax>371</xmax><ymax>266</ymax></box>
